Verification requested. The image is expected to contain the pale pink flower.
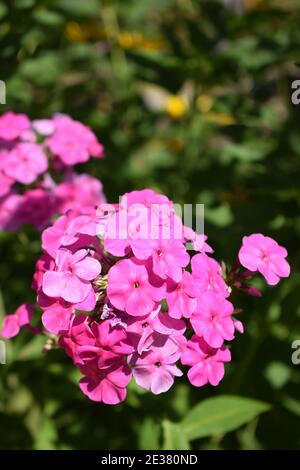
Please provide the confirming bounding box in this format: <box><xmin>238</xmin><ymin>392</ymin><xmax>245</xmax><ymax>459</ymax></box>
<box><xmin>47</xmin><ymin>115</ymin><xmax>104</xmax><ymax>165</ymax></box>
<box><xmin>0</xmin><ymin>112</ymin><xmax>30</xmax><ymax>141</ymax></box>
<box><xmin>129</xmin><ymin>335</ymin><xmax>183</xmax><ymax>394</ymax></box>
<box><xmin>192</xmin><ymin>253</ymin><xmax>229</xmax><ymax>297</ymax></box>
<box><xmin>181</xmin><ymin>335</ymin><xmax>231</xmax><ymax>387</ymax></box>
<box><xmin>238</xmin><ymin>233</ymin><xmax>290</xmax><ymax>285</ymax></box>
<box><xmin>1</xmin><ymin>304</ymin><xmax>34</xmax><ymax>339</ymax></box>
<box><xmin>190</xmin><ymin>292</ymin><xmax>235</xmax><ymax>348</ymax></box>
<box><xmin>0</xmin><ymin>171</ymin><xmax>14</xmax><ymax>197</ymax></box>
<box><xmin>42</xmin><ymin>248</ymin><xmax>101</xmax><ymax>304</ymax></box>
<box><xmin>107</xmin><ymin>258</ymin><xmax>165</xmax><ymax>316</ymax></box>
<box><xmin>3</xmin><ymin>142</ymin><xmax>48</xmax><ymax>184</ymax></box>
<box><xmin>32</xmin><ymin>119</ymin><xmax>55</xmax><ymax>136</ymax></box>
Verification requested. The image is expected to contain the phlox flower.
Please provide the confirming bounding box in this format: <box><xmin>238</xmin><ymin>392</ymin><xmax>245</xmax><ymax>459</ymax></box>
<box><xmin>107</xmin><ymin>258</ymin><xmax>165</xmax><ymax>317</ymax></box>
<box><xmin>0</xmin><ymin>193</ymin><xmax>23</xmax><ymax>231</ymax></box>
<box><xmin>3</xmin><ymin>142</ymin><xmax>48</xmax><ymax>184</ymax></box>
<box><xmin>190</xmin><ymin>292</ymin><xmax>235</xmax><ymax>348</ymax></box>
<box><xmin>0</xmin><ymin>112</ymin><xmax>30</xmax><ymax>141</ymax></box>
<box><xmin>59</xmin><ymin>314</ymin><xmax>96</xmax><ymax>364</ymax></box>
<box><xmin>238</xmin><ymin>233</ymin><xmax>290</xmax><ymax>286</ymax></box>
<box><xmin>54</xmin><ymin>173</ymin><xmax>106</xmax><ymax>215</ymax></box>
<box><xmin>191</xmin><ymin>253</ymin><xmax>229</xmax><ymax>297</ymax></box>
<box><xmin>79</xmin><ymin>359</ymin><xmax>131</xmax><ymax>405</ymax></box>
<box><xmin>129</xmin><ymin>334</ymin><xmax>183</xmax><ymax>394</ymax></box>
<box><xmin>1</xmin><ymin>304</ymin><xmax>34</xmax><ymax>339</ymax></box>
<box><xmin>126</xmin><ymin>306</ymin><xmax>186</xmax><ymax>354</ymax></box>
<box><xmin>41</xmin><ymin>302</ymin><xmax>74</xmax><ymax>335</ymax></box>
<box><xmin>47</xmin><ymin>115</ymin><xmax>104</xmax><ymax>165</ymax></box>
<box><xmin>166</xmin><ymin>271</ymin><xmax>198</xmax><ymax>319</ymax></box>
<box><xmin>133</xmin><ymin>239</ymin><xmax>189</xmax><ymax>283</ymax></box>
<box><xmin>42</xmin><ymin>248</ymin><xmax>101</xmax><ymax>305</ymax></box>
<box><xmin>0</xmin><ymin>171</ymin><xmax>14</xmax><ymax>198</ymax></box>
<box><xmin>15</xmin><ymin>188</ymin><xmax>56</xmax><ymax>230</ymax></box>
<box><xmin>181</xmin><ymin>335</ymin><xmax>231</xmax><ymax>387</ymax></box>
<box><xmin>3</xmin><ymin>142</ymin><xmax>48</xmax><ymax>185</ymax></box>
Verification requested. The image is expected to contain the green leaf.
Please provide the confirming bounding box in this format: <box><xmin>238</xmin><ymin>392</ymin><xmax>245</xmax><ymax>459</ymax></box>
<box><xmin>181</xmin><ymin>395</ymin><xmax>271</xmax><ymax>441</ymax></box>
<box><xmin>162</xmin><ymin>420</ymin><xmax>190</xmax><ymax>450</ymax></box>
<box><xmin>139</xmin><ymin>418</ymin><xmax>161</xmax><ymax>450</ymax></box>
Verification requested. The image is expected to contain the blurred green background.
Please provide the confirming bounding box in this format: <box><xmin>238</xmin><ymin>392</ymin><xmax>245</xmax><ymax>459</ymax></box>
<box><xmin>1</xmin><ymin>0</ymin><xmax>300</xmax><ymax>450</ymax></box>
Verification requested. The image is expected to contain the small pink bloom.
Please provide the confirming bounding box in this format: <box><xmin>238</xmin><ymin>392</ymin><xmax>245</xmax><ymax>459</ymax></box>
<box><xmin>183</xmin><ymin>227</ymin><xmax>214</xmax><ymax>253</ymax></box>
<box><xmin>55</xmin><ymin>173</ymin><xmax>106</xmax><ymax>215</ymax></box>
<box><xmin>133</xmin><ymin>239</ymin><xmax>189</xmax><ymax>283</ymax></box>
<box><xmin>1</xmin><ymin>304</ymin><xmax>34</xmax><ymax>339</ymax></box>
<box><xmin>181</xmin><ymin>335</ymin><xmax>231</xmax><ymax>387</ymax></box>
<box><xmin>42</xmin><ymin>248</ymin><xmax>101</xmax><ymax>304</ymax></box>
<box><xmin>79</xmin><ymin>359</ymin><xmax>131</xmax><ymax>404</ymax></box>
<box><xmin>0</xmin><ymin>112</ymin><xmax>30</xmax><ymax>141</ymax></box>
<box><xmin>126</xmin><ymin>306</ymin><xmax>186</xmax><ymax>354</ymax></box>
<box><xmin>3</xmin><ymin>142</ymin><xmax>48</xmax><ymax>184</ymax></box>
<box><xmin>32</xmin><ymin>119</ymin><xmax>55</xmax><ymax>136</ymax></box>
<box><xmin>42</xmin><ymin>303</ymin><xmax>74</xmax><ymax>335</ymax></box>
<box><xmin>190</xmin><ymin>292</ymin><xmax>235</xmax><ymax>348</ymax></box>
<box><xmin>107</xmin><ymin>258</ymin><xmax>164</xmax><ymax>316</ymax></box>
<box><xmin>166</xmin><ymin>271</ymin><xmax>198</xmax><ymax>319</ymax></box>
<box><xmin>47</xmin><ymin>115</ymin><xmax>104</xmax><ymax>165</ymax></box>
<box><xmin>192</xmin><ymin>253</ymin><xmax>229</xmax><ymax>297</ymax></box>
<box><xmin>238</xmin><ymin>233</ymin><xmax>290</xmax><ymax>286</ymax></box>
<box><xmin>129</xmin><ymin>335</ymin><xmax>183</xmax><ymax>394</ymax></box>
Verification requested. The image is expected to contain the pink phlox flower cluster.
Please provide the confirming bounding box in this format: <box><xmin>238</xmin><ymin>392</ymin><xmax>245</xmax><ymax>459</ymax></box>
<box><xmin>0</xmin><ymin>112</ymin><xmax>105</xmax><ymax>231</ymax></box>
<box><xmin>0</xmin><ymin>189</ymin><xmax>291</xmax><ymax>405</ymax></box>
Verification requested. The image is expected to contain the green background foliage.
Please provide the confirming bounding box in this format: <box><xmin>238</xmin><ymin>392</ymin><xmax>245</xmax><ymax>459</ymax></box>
<box><xmin>0</xmin><ymin>0</ymin><xmax>300</xmax><ymax>450</ymax></box>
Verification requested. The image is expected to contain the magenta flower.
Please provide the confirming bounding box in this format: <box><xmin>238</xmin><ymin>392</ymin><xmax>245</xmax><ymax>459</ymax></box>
<box><xmin>190</xmin><ymin>292</ymin><xmax>235</xmax><ymax>348</ymax></box>
<box><xmin>42</xmin><ymin>303</ymin><xmax>74</xmax><ymax>335</ymax></box>
<box><xmin>0</xmin><ymin>112</ymin><xmax>30</xmax><ymax>141</ymax></box>
<box><xmin>1</xmin><ymin>304</ymin><xmax>34</xmax><ymax>339</ymax></box>
<box><xmin>181</xmin><ymin>335</ymin><xmax>231</xmax><ymax>387</ymax></box>
<box><xmin>238</xmin><ymin>233</ymin><xmax>290</xmax><ymax>285</ymax></box>
<box><xmin>0</xmin><ymin>171</ymin><xmax>14</xmax><ymax>198</ymax></box>
<box><xmin>3</xmin><ymin>142</ymin><xmax>48</xmax><ymax>184</ymax></box>
<box><xmin>126</xmin><ymin>306</ymin><xmax>186</xmax><ymax>354</ymax></box>
<box><xmin>129</xmin><ymin>335</ymin><xmax>183</xmax><ymax>394</ymax></box>
<box><xmin>107</xmin><ymin>258</ymin><xmax>165</xmax><ymax>316</ymax></box>
<box><xmin>133</xmin><ymin>239</ymin><xmax>189</xmax><ymax>283</ymax></box>
<box><xmin>192</xmin><ymin>253</ymin><xmax>229</xmax><ymax>297</ymax></box>
<box><xmin>166</xmin><ymin>271</ymin><xmax>198</xmax><ymax>319</ymax></box>
<box><xmin>79</xmin><ymin>359</ymin><xmax>131</xmax><ymax>404</ymax></box>
<box><xmin>42</xmin><ymin>248</ymin><xmax>101</xmax><ymax>304</ymax></box>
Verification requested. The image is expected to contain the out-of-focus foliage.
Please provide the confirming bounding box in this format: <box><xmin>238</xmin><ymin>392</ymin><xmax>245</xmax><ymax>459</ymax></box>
<box><xmin>1</xmin><ymin>0</ymin><xmax>300</xmax><ymax>450</ymax></box>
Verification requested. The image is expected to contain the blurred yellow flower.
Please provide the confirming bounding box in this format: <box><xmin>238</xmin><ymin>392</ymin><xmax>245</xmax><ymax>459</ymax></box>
<box><xmin>165</xmin><ymin>95</ymin><xmax>189</xmax><ymax>119</ymax></box>
<box><xmin>196</xmin><ymin>94</ymin><xmax>214</xmax><ymax>113</ymax></box>
<box><xmin>204</xmin><ymin>112</ymin><xmax>236</xmax><ymax>126</ymax></box>
<box><xmin>118</xmin><ymin>32</ymin><xmax>165</xmax><ymax>51</ymax></box>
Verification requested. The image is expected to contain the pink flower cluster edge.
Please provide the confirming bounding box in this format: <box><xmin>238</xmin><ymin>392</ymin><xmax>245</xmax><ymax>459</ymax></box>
<box><xmin>0</xmin><ymin>112</ymin><xmax>105</xmax><ymax>231</ymax></box>
<box><xmin>0</xmin><ymin>189</ymin><xmax>290</xmax><ymax>405</ymax></box>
